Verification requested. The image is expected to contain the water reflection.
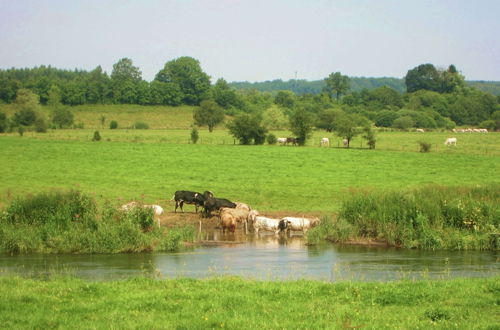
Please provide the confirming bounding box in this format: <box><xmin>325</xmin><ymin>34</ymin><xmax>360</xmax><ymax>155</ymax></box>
<box><xmin>0</xmin><ymin>232</ymin><xmax>498</xmax><ymax>282</ymax></box>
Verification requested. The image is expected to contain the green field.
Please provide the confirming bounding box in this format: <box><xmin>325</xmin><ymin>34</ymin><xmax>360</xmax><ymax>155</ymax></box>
<box><xmin>0</xmin><ymin>276</ymin><xmax>498</xmax><ymax>329</ymax></box>
<box><xmin>0</xmin><ymin>134</ymin><xmax>499</xmax><ymax>212</ymax></box>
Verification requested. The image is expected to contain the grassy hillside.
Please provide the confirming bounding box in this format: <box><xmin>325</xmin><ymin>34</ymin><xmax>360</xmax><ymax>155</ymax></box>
<box><xmin>0</xmin><ymin>104</ymin><xmax>202</xmax><ymax>130</ymax></box>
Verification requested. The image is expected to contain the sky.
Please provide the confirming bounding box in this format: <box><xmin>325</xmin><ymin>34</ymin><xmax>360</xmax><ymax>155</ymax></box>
<box><xmin>0</xmin><ymin>0</ymin><xmax>499</xmax><ymax>82</ymax></box>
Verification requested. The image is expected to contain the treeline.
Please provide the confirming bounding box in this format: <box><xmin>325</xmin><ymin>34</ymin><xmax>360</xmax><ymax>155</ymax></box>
<box><xmin>229</xmin><ymin>77</ymin><xmax>500</xmax><ymax>96</ymax></box>
<box><xmin>1</xmin><ymin>59</ymin><xmax>500</xmax><ymax>142</ymax></box>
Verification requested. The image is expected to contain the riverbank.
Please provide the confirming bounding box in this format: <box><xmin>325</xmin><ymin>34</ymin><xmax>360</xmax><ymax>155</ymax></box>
<box><xmin>0</xmin><ymin>276</ymin><xmax>498</xmax><ymax>328</ymax></box>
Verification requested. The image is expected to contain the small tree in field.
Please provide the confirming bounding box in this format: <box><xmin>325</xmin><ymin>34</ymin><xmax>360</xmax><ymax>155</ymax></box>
<box><xmin>92</xmin><ymin>130</ymin><xmax>101</xmax><ymax>141</ymax></box>
<box><xmin>190</xmin><ymin>126</ymin><xmax>199</xmax><ymax>144</ymax></box>
<box><xmin>227</xmin><ymin>114</ymin><xmax>267</xmax><ymax>145</ymax></box>
<box><xmin>193</xmin><ymin>100</ymin><xmax>225</xmax><ymax>132</ymax></box>
<box><xmin>362</xmin><ymin>126</ymin><xmax>376</xmax><ymax>149</ymax></box>
<box><xmin>110</xmin><ymin>120</ymin><xmax>118</xmax><ymax>129</ymax></box>
<box><xmin>289</xmin><ymin>107</ymin><xmax>314</xmax><ymax>146</ymax></box>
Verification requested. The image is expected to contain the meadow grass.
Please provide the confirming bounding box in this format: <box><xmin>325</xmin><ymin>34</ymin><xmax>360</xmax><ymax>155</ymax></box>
<box><xmin>0</xmin><ymin>136</ymin><xmax>499</xmax><ymax>212</ymax></box>
<box><xmin>0</xmin><ymin>275</ymin><xmax>498</xmax><ymax>329</ymax></box>
<box><xmin>307</xmin><ymin>185</ymin><xmax>499</xmax><ymax>250</ymax></box>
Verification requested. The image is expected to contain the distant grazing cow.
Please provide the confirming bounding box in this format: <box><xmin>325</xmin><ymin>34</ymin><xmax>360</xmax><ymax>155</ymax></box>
<box><xmin>416</xmin><ymin>128</ymin><xmax>425</xmax><ymax>133</ymax></box>
<box><xmin>444</xmin><ymin>137</ymin><xmax>457</xmax><ymax>146</ymax></box>
<box><xmin>173</xmin><ymin>190</ymin><xmax>212</xmax><ymax>213</ymax></box>
<box><xmin>320</xmin><ymin>137</ymin><xmax>329</xmax><ymax>147</ymax></box>
<box><xmin>343</xmin><ymin>139</ymin><xmax>348</xmax><ymax>147</ymax></box>
<box><xmin>277</xmin><ymin>137</ymin><xmax>287</xmax><ymax>145</ymax></box>
<box><xmin>285</xmin><ymin>137</ymin><xmax>297</xmax><ymax>146</ymax></box>
<box><xmin>282</xmin><ymin>216</ymin><xmax>320</xmax><ymax>234</ymax></box>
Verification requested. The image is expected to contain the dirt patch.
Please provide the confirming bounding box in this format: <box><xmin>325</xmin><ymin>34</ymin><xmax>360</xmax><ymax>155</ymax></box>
<box><xmin>157</xmin><ymin>210</ymin><xmax>326</xmax><ymax>229</ymax></box>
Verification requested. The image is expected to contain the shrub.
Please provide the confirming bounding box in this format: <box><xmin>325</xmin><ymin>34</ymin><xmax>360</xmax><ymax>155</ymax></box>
<box><xmin>110</xmin><ymin>120</ymin><xmax>118</xmax><ymax>129</ymax></box>
<box><xmin>190</xmin><ymin>126</ymin><xmax>199</xmax><ymax>144</ymax></box>
<box><xmin>267</xmin><ymin>133</ymin><xmax>277</xmax><ymax>145</ymax></box>
<box><xmin>34</xmin><ymin>117</ymin><xmax>48</xmax><ymax>133</ymax></box>
<box><xmin>393</xmin><ymin>116</ymin><xmax>415</xmax><ymax>130</ymax></box>
<box><xmin>418</xmin><ymin>141</ymin><xmax>432</xmax><ymax>152</ymax></box>
<box><xmin>51</xmin><ymin>107</ymin><xmax>74</xmax><ymax>128</ymax></box>
<box><xmin>133</xmin><ymin>121</ymin><xmax>149</xmax><ymax>129</ymax></box>
<box><xmin>92</xmin><ymin>130</ymin><xmax>101</xmax><ymax>141</ymax></box>
<box><xmin>121</xmin><ymin>204</ymin><xmax>155</xmax><ymax>231</ymax></box>
<box><xmin>0</xmin><ymin>112</ymin><xmax>7</xmax><ymax>133</ymax></box>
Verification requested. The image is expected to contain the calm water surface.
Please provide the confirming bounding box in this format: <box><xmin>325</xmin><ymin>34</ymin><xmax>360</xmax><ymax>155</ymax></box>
<box><xmin>1</xmin><ymin>233</ymin><xmax>498</xmax><ymax>281</ymax></box>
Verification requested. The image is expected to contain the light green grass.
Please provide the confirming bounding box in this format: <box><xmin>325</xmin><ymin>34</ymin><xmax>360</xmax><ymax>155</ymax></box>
<box><xmin>0</xmin><ymin>137</ymin><xmax>498</xmax><ymax>212</ymax></box>
<box><xmin>0</xmin><ymin>276</ymin><xmax>498</xmax><ymax>329</ymax></box>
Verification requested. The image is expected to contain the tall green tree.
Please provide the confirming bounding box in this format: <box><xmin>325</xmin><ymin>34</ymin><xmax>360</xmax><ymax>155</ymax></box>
<box><xmin>324</xmin><ymin>72</ymin><xmax>350</xmax><ymax>100</ymax></box>
<box><xmin>334</xmin><ymin>113</ymin><xmax>369</xmax><ymax>148</ymax></box>
<box><xmin>155</xmin><ymin>56</ymin><xmax>211</xmax><ymax>105</ymax></box>
<box><xmin>13</xmin><ymin>88</ymin><xmax>40</xmax><ymax>126</ymax></box>
<box><xmin>405</xmin><ymin>64</ymin><xmax>441</xmax><ymax>93</ymax></box>
<box><xmin>289</xmin><ymin>107</ymin><xmax>315</xmax><ymax>146</ymax></box>
<box><xmin>193</xmin><ymin>100</ymin><xmax>225</xmax><ymax>132</ymax></box>
<box><xmin>227</xmin><ymin>114</ymin><xmax>267</xmax><ymax>145</ymax></box>
<box><xmin>111</xmin><ymin>58</ymin><xmax>142</xmax><ymax>104</ymax></box>
<box><xmin>212</xmin><ymin>78</ymin><xmax>240</xmax><ymax>109</ymax></box>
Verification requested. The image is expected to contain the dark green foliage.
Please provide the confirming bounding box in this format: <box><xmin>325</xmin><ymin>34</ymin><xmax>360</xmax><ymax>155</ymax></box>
<box><xmin>375</xmin><ymin>110</ymin><xmax>399</xmax><ymax>127</ymax></box>
<box><xmin>266</xmin><ymin>133</ymin><xmax>277</xmax><ymax>145</ymax></box>
<box><xmin>155</xmin><ymin>56</ymin><xmax>211</xmax><ymax>105</ymax></box>
<box><xmin>289</xmin><ymin>107</ymin><xmax>315</xmax><ymax>145</ymax></box>
<box><xmin>0</xmin><ymin>112</ymin><xmax>7</xmax><ymax>133</ymax></box>
<box><xmin>227</xmin><ymin>114</ymin><xmax>268</xmax><ymax>145</ymax></box>
<box><xmin>34</xmin><ymin>116</ymin><xmax>47</xmax><ymax>133</ymax></box>
<box><xmin>393</xmin><ymin>116</ymin><xmax>415</xmax><ymax>130</ymax></box>
<box><xmin>133</xmin><ymin>121</ymin><xmax>149</xmax><ymax>129</ymax></box>
<box><xmin>338</xmin><ymin>185</ymin><xmax>500</xmax><ymax>250</ymax></box>
<box><xmin>109</xmin><ymin>120</ymin><xmax>118</xmax><ymax>129</ymax></box>
<box><xmin>51</xmin><ymin>107</ymin><xmax>74</xmax><ymax>128</ymax></box>
<box><xmin>190</xmin><ymin>126</ymin><xmax>199</xmax><ymax>144</ymax></box>
<box><xmin>362</xmin><ymin>126</ymin><xmax>376</xmax><ymax>149</ymax></box>
<box><xmin>274</xmin><ymin>90</ymin><xmax>296</xmax><ymax>108</ymax></box>
<box><xmin>418</xmin><ymin>141</ymin><xmax>432</xmax><ymax>152</ymax></box>
<box><xmin>92</xmin><ymin>130</ymin><xmax>101</xmax><ymax>141</ymax></box>
<box><xmin>324</xmin><ymin>72</ymin><xmax>350</xmax><ymax>99</ymax></box>
<box><xmin>193</xmin><ymin>100</ymin><xmax>225</xmax><ymax>132</ymax></box>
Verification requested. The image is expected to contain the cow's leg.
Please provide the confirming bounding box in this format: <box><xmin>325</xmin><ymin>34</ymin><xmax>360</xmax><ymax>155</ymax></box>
<box><xmin>180</xmin><ymin>201</ymin><xmax>184</xmax><ymax>212</ymax></box>
<box><xmin>174</xmin><ymin>201</ymin><xmax>179</xmax><ymax>213</ymax></box>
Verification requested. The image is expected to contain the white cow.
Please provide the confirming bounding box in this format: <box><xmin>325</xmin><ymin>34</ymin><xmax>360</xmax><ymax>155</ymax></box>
<box><xmin>320</xmin><ymin>137</ymin><xmax>330</xmax><ymax>147</ymax></box>
<box><xmin>277</xmin><ymin>137</ymin><xmax>287</xmax><ymax>145</ymax></box>
<box><xmin>343</xmin><ymin>139</ymin><xmax>348</xmax><ymax>147</ymax></box>
<box><xmin>444</xmin><ymin>137</ymin><xmax>457</xmax><ymax>146</ymax></box>
<box><xmin>120</xmin><ymin>202</ymin><xmax>164</xmax><ymax>227</ymax></box>
<box><xmin>416</xmin><ymin>128</ymin><xmax>425</xmax><ymax>133</ymax></box>
<box><xmin>282</xmin><ymin>216</ymin><xmax>321</xmax><ymax>233</ymax></box>
<box><xmin>252</xmin><ymin>216</ymin><xmax>288</xmax><ymax>234</ymax></box>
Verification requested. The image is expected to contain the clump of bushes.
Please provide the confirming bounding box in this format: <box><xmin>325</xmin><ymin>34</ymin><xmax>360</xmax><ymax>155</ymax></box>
<box><xmin>109</xmin><ymin>120</ymin><xmax>118</xmax><ymax>129</ymax></box>
<box><xmin>418</xmin><ymin>141</ymin><xmax>431</xmax><ymax>152</ymax></box>
<box><xmin>92</xmin><ymin>130</ymin><xmax>101</xmax><ymax>141</ymax></box>
<box><xmin>133</xmin><ymin>121</ymin><xmax>149</xmax><ymax>129</ymax></box>
<box><xmin>267</xmin><ymin>133</ymin><xmax>277</xmax><ymax>145</ymax></box>
<box><xmin>0</xmin><ymin>190</ymin><xmax>196</xmax><ymax>254</ymax></box>
<box><xmin>337</xmin><ymin>185</ymin><xmax>500</xmax><ymax>250</ymax></box>
<box><xmin>190</xmin><ymin>126</ymin><xmax>199</xmax><ymax>144</ymax></box>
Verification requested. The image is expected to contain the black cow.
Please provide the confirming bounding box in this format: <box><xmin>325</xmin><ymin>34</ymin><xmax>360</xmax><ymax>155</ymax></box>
<box><xmin>285</xmin><ymin>137</ymin><xmax>297</xmax><ymax>146</ymax></box>
<box><xmin>203</xmin><ymin>197</ymin><xmax>236</xmax><ymax>217</ymax></box>
<box><xmin>173</xmin><ymin>190</ymin><xmax>213</xmax><ymax>213</ymax></box>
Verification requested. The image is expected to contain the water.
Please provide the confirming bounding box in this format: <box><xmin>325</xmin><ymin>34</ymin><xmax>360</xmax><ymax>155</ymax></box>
<box><xmin>0</xmin><ymin>233</ymin><xmax>498</xmax><ymax>282</ymax></box>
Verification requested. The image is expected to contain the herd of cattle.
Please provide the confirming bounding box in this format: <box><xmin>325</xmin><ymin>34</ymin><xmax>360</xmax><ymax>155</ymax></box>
<box><xmin>173</xmin><ymin>190</ymin><xmax>320</xmax><ymax>234</ymax></box>
<box><xmin>119</xmin><ymin>190</ymin><xmax>320</xmax><ymax>235</ymax></box>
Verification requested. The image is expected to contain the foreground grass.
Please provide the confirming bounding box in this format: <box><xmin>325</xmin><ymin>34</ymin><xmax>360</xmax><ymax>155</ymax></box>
<box><xmin>0</xmin><ymin>276</ymin><xmax>497</xmax><ymax>329</ymax></box>
<box><xmin>0</xmin><ymin>137</ymin><xmax>499</xmax><ymax>211</ymax></box>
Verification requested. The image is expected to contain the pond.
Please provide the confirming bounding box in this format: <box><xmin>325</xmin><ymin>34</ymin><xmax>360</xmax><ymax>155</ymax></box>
<box><xmin>1</xmin><ymin>231</ymin><xmax>498</xmax><ymax>281</ymax></box>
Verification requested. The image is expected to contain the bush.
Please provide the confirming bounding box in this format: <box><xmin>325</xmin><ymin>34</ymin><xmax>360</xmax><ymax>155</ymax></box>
<box><xmin>190</xmin><ymin>126</ymin><xmax>199</xmax><ymax>144</ymax></box>
<box><xmin>92</xmin><ymin>130</ymin><xmax>101</xmax><ymax>141</ymax></box>
<box><xmin>418</xmin><ymin>141</ymin><xmax>432</xmax><ymax>152</ymax></box>
<box><xmin>133</xmin><ymin>121</ymin><xmax>149</xmax><ymax>129</ymax></box>
<box><xmin>267</xmin><ymin>133</ymin><xmax>277</xmax><ymax>145</ymax></box>
<box><xmin>34</xmin><ymin>117</ymin><xmax>48</xmax><ymax>133</ymax></box>
<box><xmin>0</xmin><ymin>112</ymin><xmax>7</xmax><ymax>133</ymax></box>
<box><xmin>110</xmin><ymin>120</ymin><xmax>118</xmax><ymax>129</ymax></box>
<box><xmin>393</xmin><ymin>116</ymin><xmax>415</xmax><ymax>130</ymax></box>
<box><xmin>52</xmin><ymin>107</ymin><xmax>74</xmax><ymax>128</ymax></box>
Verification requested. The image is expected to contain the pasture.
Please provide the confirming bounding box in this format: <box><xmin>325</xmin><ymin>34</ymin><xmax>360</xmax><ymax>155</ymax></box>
<box><xmin>0</xmin><ymin>134</ymin><xmax>498</xmax><ymax>212</ymax></box>
<box><xmin>0</xmin><ymin>276</ymin><xmax>498</xmax><ymax>329</ymax></box>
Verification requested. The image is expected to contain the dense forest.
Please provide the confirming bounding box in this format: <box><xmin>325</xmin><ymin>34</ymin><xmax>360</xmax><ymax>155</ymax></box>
<box><xmin>1</xmin><ymin>57</ymin><xmax>499</xmax><ymax>142</ymax></box>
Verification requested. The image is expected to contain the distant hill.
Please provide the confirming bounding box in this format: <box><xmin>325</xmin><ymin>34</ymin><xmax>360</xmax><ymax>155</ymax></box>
<box><xmin>229</xmin><ymin>77</ymin><xmax>500</xmax><ymax>96</ymax></box>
